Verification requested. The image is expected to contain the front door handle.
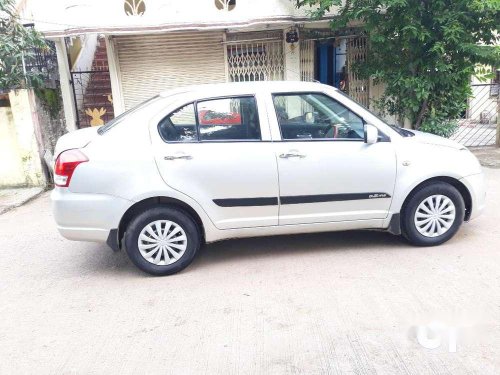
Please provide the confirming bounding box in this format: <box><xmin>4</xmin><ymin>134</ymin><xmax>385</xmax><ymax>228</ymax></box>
<box><xmin>279</xmin><ymin>152</ymin><xmax>306</xmax><ymax>159</ymax></box>
<box><xmin>164</xmin><ymin>154</ymin><xmax>192</xmax><ymax>161</ymax></box>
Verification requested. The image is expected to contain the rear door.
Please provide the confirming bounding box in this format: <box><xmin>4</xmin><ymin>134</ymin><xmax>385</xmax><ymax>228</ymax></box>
<box><xmin>151</xmin><ymin>94</ymin><xmax>279</xmax><ymax>229</ymax></box>
<box><xmin>269</xmin><ymin>92</ymin><xmax>397</xmax><ymax>225</ymax></box>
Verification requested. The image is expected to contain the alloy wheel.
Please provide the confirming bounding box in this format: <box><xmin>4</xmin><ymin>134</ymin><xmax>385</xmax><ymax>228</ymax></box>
<box><xmin>414</xmin><ymin>194</ymin><xmax>456</xmax><ymax>238</ymax></box>
<box><xmin>137</xmin><ymin>220</ymin><xmax>187</xmax><ymax>265</ymax></box>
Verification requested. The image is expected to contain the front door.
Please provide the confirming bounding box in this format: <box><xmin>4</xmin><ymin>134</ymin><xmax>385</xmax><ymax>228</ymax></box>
<box><xmin>271</xmin><ymin>92</ymin><xmax>397</xmax><ymax>225</ymax></box>
<box><xmin>152</xmin><ymin>95</ymin><xmax>279</xmax><ymax>229</ymax></box>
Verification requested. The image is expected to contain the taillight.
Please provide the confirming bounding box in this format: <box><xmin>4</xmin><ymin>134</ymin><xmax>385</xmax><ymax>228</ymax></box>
<box><xmin>54</xmin><ymin>149</ymin><xmax>88</xmax><ymax>187</ymax></box>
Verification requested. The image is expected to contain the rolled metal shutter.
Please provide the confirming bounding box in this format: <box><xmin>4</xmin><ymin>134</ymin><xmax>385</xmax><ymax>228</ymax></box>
<box><xmin>114</xmin><ymin>32</ymin><xmax>226</xmax><ymax>110</ymax></box>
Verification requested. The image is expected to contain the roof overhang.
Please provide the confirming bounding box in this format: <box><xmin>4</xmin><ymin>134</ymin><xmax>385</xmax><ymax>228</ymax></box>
<box><xmin>42</xmin><ymin>16</ymin><xmax>336</xmax><ymax>39</ymax></box>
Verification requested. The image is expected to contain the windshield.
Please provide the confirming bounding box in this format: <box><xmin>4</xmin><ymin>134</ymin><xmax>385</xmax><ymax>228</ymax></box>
<box><xmin>389</xmin><ymin>125</ymin><xmax>415</xmax><ymax>137</ymax></box>
<box><xmin>98</xmin><ymin>95</ymin><xmax>160</xmax><ymax>135</ymax></box>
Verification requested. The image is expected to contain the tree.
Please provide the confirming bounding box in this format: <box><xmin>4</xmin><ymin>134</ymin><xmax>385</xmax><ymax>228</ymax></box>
<box><xmin>0</xmin><ymin>0</ymin><xmax>47</xmax><ymax>91</ymax></box>
<box><xmin>296</xmin><ymin>0</ymin><xmax>500</xmax><ymax>136</ymax></box>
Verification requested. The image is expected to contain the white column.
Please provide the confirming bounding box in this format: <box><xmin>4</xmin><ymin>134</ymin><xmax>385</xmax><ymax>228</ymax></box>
<box><xmin>283</xmin><ymin>29</ymin><xmax>301</xmax><ymax>81</ymax></box>
<box><xmin>54</xmin><ymin>38</ymin><xmax>77</xmax><ymax>132</ymax></box>
<box><xmin>283</xmin><ymin>30</ymin><xmax>302</xmax><ymax>118</ymax></box>
<box><xmin>105</xmin><ymin>35</ymin><xmax>126</xmax><ymax>115</ymax></box>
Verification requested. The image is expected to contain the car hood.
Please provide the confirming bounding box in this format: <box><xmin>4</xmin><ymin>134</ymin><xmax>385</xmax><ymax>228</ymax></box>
<box><xmin>404</xmin><ymin>129</ymin><xmax>464</xmax><ymax>150</ymax></box>
<box><xmin>54</xmin><ymin>126</ymin><xmax>101</xmax><ymax>160</ymax></box>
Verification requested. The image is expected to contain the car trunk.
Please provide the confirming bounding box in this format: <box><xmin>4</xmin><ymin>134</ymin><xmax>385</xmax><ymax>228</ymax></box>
<box><xmin>53</xmin><ymin>127</ymin><xmax>101</xmax><ymax>167</ymax></box>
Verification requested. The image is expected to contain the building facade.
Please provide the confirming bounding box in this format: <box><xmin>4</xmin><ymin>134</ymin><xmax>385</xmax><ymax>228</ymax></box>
<box><xmin>22</xmin><ymin>0</ymin><xmax>374</xmax><ymax>130</ymax></box>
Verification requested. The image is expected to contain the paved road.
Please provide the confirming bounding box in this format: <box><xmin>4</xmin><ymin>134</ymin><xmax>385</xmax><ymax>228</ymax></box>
<box><xmin>1</xmin><ymin>168</ymin><xmax>500</xmax><ymax>374</ymax></box>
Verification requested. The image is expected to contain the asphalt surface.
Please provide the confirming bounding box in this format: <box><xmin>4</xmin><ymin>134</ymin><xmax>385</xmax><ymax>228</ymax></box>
<box><xmin>1</xmin><ymin>168</ymin><xmax>499</xmax><ymax>374</ymax></box>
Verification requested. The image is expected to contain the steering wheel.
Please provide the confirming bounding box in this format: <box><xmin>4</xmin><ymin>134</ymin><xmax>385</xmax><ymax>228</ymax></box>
<box><xmin>321</xmin><ymin>123</ymin><xmax>341</xmax><ymax>139</ymax></box>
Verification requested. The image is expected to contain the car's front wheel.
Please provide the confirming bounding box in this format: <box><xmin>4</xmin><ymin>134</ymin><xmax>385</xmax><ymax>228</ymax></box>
<box><xmin>124</xmin><ymin>207</ymin><xmax>201</xmax><ymax>276</ymax></box>
<box><xmin>402</xmin><ymin>182</ymin><xmax>465</xmax><ymax>246</ymax></box>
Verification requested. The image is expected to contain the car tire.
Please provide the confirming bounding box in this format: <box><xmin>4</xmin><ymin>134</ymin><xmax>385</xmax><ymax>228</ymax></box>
<box><xmin>402</xmin><ymin>182</ymin><xmax>465</xmax><ymax>246</ymax></box>
<box><xmin>124</xmin><ymin>206</ymin><xmax>201</xmax><ymax>276</ymax></box>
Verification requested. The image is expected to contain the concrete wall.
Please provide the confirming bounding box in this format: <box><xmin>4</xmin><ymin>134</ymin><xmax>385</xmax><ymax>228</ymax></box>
<box><xmin>0</xmin><ymin>107</ymin><xmax>27</xmax><ymax>186</ymax></box>
<box><xmin>0</xmin><ymin>91</ymin><xmax>46</xmax><ymax>187</ymax></box>
<box><xmin>0</xmin><ymin>89</ymin><xmax>66</xmax><ymax>188</ymax></box>
<box><xmin>33</xmin><ymin>91</ymin><xmax>67</xmax><ymax>156</ymax></box>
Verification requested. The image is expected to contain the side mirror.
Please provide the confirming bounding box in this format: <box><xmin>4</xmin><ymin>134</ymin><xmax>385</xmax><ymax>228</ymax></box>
<box><xmin>364</xmin><ymin>124</ymin><xmax>379</xmax><ymax>144</ymax></box>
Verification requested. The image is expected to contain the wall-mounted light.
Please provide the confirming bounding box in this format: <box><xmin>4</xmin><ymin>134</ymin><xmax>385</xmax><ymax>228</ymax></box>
<box><xmin>286</xmin><ymin>29</ymin><xmax>299</xmax><ymax>44</ymax></box>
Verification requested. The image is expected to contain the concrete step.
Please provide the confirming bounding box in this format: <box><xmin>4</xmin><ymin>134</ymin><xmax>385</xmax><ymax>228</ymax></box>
<box><xmin>88</xmin><ymin>77</ymin><xmax>111</xmax><ymax>83</ymax></box>
<box><xmin>83</xmin><ymin>97</ymin><xmax>113</xmax><ymax>105</ymax></box>
<box><xmin>85</xmin><ymin>82</ymin><xmax>112</xmax><ymax>89</ymax></box>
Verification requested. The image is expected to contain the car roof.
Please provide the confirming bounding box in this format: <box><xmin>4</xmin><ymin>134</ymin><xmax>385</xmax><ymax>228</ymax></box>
<box><xmin>159</xmin><ymin>81</ymin><xmax>337</xmax><ymax>98</ymax></box>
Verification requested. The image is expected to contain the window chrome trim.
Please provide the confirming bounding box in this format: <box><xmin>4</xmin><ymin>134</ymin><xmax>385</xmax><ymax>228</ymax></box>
<box><xmin>158</xmin><ymin>94</ymin><xmax>264</xmax><ymax>144</ymax></box>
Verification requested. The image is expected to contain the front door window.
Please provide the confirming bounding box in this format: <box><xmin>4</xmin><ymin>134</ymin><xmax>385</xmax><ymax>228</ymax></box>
<box><xmin>273</xmin><ymin>93</ymin><xmax>364</xmax><ymax>140</ymax></box>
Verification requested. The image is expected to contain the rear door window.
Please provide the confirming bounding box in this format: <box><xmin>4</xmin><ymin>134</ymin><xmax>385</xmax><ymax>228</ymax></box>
<box><xmin>158</xmin><ymin>96</ymin><xmax>261</xmax><ymax>142</ymax></box>
<box><xmin>158</xmin><ymin>103</ymin><xmax>197</xmax><ymax>142</ymax></box>
<box><xmin>197</xmin><ymin>97</ymin><xmax>261</xmax><ymax>141</ymax></box>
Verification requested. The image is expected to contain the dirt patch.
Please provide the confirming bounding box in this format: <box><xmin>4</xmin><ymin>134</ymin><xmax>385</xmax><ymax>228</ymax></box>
<box><xmin>470</xmin><ymin>146</ymin><xmax>500</xmax><ymax>169</ymax></box>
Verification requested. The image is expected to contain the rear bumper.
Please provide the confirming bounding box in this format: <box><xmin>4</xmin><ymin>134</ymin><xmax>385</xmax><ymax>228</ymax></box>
<box><xmin>57</xmin><ymin>226</ymin><xmax>110</xmax><ymax>242</ymax></box>
<box><xmin>460</xmin><ymin>172</ymin><xmax>486</xmax><ymax>221</ymax></box>
<box><xmin>51</xmin><ymin>188</ymin><xmax>131</xmax><ymax>243</ymax></box>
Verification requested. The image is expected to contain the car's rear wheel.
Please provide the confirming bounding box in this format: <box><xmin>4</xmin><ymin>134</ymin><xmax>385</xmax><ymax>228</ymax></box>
<box><xmin>402</xmin><ymin>182</ymin><xmax>465</xmax><ymax>246</ymax></box>
<box><xmin>124</xmin><ymin>207</ymin><xmax>201</xmax><ymax>276</ymax></box>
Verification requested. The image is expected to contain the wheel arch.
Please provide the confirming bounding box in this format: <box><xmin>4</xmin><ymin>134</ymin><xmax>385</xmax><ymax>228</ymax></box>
<box><xmin>401</xmin><ymin>176</ymin><xmax>472</xmax><ymax>222</ymax></box>
<box><xmin>116</xmin><ymin>196</ymin><xmax>206</xmax><ymax>251</ymax></box>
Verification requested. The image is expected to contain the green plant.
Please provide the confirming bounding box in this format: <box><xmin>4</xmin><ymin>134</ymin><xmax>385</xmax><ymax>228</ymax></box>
<box><xmin>419</xmin><ymin>118</ymin><xmax>459</xmax><ymax>138</ymax></box>
<box><xmin>296</xmin><ymin>0</ymin><xmax>500</xmax><ymax>136</ymax></box>
<box><xmin>0</xmin><ymin>0</ymin><xmax>47</xmax><ymax>90</ymax></box>
<box><xmin>35</xmin><ymin>87</ymin><xmax>62</xmax><ymax>119</ymax></box>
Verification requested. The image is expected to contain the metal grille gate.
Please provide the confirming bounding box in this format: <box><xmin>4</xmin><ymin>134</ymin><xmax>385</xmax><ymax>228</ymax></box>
<box><xmin>70</xmin><ymin>70</ymin><xmax>114</xmax><ymax>128</ymax></box>
<box><xmin>300</xmin><ymin>39</ymin><xmax>315</xmax><ymax>82</ymax></box>
<box><xmin>346</xmin><ymin>37</ymin><xmax>369</xmax><ymax>107</ymax></box>
<box><xmin>225</xmin><ymin>31</ymin><xmax>284</xmax><ymax>82</ymax></box>
<box><xmin>450</xmin><ymin>83</ymin><xmax>499</xmax><ymax>147</ymax></box>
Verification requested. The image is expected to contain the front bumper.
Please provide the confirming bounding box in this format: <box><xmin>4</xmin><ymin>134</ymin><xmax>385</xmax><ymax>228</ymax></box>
<box><xmin>460</xmin><ymin>172</ymin><xmax>486</xmax><ymax>221</ymax></box>
<box><xmin>51</xmin><ymin>188</ymin><xmax>131</xmax><ymax>243</ymax></box>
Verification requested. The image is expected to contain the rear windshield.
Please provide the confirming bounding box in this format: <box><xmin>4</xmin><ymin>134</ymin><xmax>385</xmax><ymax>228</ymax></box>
<box><xmin>98</xmin><ymin>95</ymin><xmax>160</xmax><ymax>135</ymax></box>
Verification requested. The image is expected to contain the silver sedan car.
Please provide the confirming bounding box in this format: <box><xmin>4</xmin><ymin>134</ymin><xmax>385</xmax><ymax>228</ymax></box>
<box><xmin>52</xmin><ymin>81</ymin><xmax>485</xmax><ymax>275</ymax></box>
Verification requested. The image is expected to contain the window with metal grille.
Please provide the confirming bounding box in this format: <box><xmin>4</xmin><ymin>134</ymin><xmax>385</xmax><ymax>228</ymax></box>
<box><xmin>226</xmin><ymin>32</ymin><xmax>284</xmax><ymax>82</ymax></box>
<box><xmin>346</xmin><ymin>37</ymin><xmax>369</xmax><ymax>107</ymax></box>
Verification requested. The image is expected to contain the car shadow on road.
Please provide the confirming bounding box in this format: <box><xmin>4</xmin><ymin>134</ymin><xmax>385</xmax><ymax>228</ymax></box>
<box><xmin>190</xmin><ymin>230</ymin><xmax>406</xmax><ymax>271</ymax></box>
<box><xmin>78</xmin><ymin>230</ymin><xmax>406</xmax><ymax>277</ymax></box>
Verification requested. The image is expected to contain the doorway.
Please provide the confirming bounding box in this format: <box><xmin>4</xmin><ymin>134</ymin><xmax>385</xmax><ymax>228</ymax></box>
<box><xmin>315</xmin><ymin>38</ymin><xmax>347</xmax><ymax>92</ymax></box>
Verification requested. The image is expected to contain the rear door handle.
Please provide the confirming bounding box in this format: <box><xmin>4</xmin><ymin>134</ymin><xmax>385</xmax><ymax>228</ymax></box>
<box><xmin>164</xmin><ymin>155</ymin><xmax>192</xmax><ymax>161</ymax></box>
<box><xmin>279</xmin><ymin>152</ymin><xmax>306</xmax><ymax>159</ymax></box>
